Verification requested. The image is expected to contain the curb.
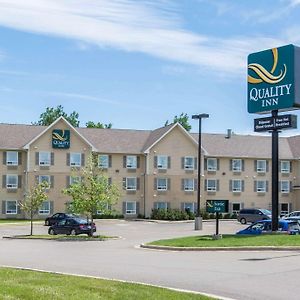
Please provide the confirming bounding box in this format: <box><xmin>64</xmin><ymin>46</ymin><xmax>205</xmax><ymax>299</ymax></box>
<box><xmin>140</xmin><ymin>244</ymin><xmax>300</xmax><ymax>251</ymax></box>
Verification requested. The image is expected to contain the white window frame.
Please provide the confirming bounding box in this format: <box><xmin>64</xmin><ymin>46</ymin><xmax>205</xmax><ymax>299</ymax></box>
<box><xmin>70</xmin><ymin>153</ymin><xmax>81</xmax><ymax>167</ymax></box>
<box><xmin>126</xmin><ymin>155</ymin><xmax>137</xmax><ymax>169</ymax></box>
<box><xmin>39</xmin><ymin>151</ymin><xmax>51</xmax><ymax>166</ymax></box>
<box><xmin>157</xmin><ymin>178</ymin><xmax>167</xmax><ymax>191</ymax></box>
<box><xmin>232</xmin><ymin>179</ymin><xmax>242</xmax><ymax>192</ymax></box>
<box><xmin>256</xmin><ymin>180</ymin><xmax>266</xmax><ymax>193</ymax></box>
<box><xmin>184</xmin><ymin>157</ymin><xmax>194</xmax><ymax>170</ymax></box>
<box><xmin>183</xmin><ymin>202</ymin><xmax>195</xmax><ymax>213</ymax></box>
<box><xmin>281</xmin><ymin>161</ymin><xmax>290</xmax><ymax>174</ymax></box>
<box><xmin>39</xmin><ymin>201</ymin><xmax>50</xmax><ymax>215</ymax></box>
<box><xmin>155</xmin><ymin>202</ymin><xmax>168</xmax><ymax>210</ymax></box>
<box><xmin>157</xmin><ymin>155</ymin><xmax>168</xmax><ymax>169</ymax></box>
<box><xmin>126</xmin><ymin>177</ymin><xmax>137</xmax><ymax>191</ymax></box>
<box><xmin>256</xmin><ymin>160</ymin><xmax>267</xmax><ymax>173</ymax></box>
<box><xmin>184</xmin><ymin>179</ymin><xmax>194</xmax><ymax>191</ymax></box>
<box><xmin>280</xmin><ymin>203</ymin><xmax>290</xmax><ymax>216</ymax></box>
<box><xmin>207</xmin><ymin>158</ymin><xmax>217</xmax><ymax>171</ymax></box>
<box><xmin>207</xmin><ymin>179</ymin><xmax>217</xmax><ymax>191</ymax></box>
<box><xmin>98</xmin><ymin>154</ymin><xmax>109</xmax><ymax>168</ymax></box>
<box><xmin>232</xmin><ymin>159</ymin><xmax>242</xmax><ymax>172</ymax></box>
<box><xmin>6</xmin><ymin>151</ymin><xmax>18</xmax><ymax>166</ymax></box>
<box><xmin>126</xmin><ymin>201</ymin><xmax>136</xmax><ymax>214</ymax></box>
<box><xmin>232</xmin><ymin>203</ymin><xmax>241</xmax><ymax>214</ymax></box>
<box><xmin>39</xmin><ymin>175</ymin><xmax>51</xmax><ymax>188</ymax></box>
<box><xmin>6</xmin><ymin>200</ymin><xmax>17</xmax><ymax>214</ymax></box>
<box><xmin>281</xmin><ymin>181</ymin><xmax>290</xmax><ymax>193</ymax></box>
<box><xmin>70</xmin><ymin>176</ymin><xmax>81</xmax><ymax>185</ymax></box>
<box><xmin>6</xmin><ymin>174</ymin><xmax>18</xmax><ymax>189</ymax></box>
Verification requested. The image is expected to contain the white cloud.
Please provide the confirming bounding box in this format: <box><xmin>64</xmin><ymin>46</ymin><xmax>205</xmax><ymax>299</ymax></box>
<box><xmin>0</xmin><ymin>0</ymin><xmax>292</xmax><ymax>75</ymax></box>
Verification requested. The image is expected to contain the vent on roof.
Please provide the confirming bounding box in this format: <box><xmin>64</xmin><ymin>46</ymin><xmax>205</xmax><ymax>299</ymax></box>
<box><xmin>225</xmin><ymin>129</ymin><xmax>232</xmax><ymax>139</ymax></box>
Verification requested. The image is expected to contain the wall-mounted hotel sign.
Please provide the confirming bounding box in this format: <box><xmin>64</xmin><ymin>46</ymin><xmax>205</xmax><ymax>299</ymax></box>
<box><xmin>254</xmin><ymin>114</ymin><xmax>297</xmax><ymax>132</ymax></box>
<box><xmin>248</xmin><ymin>44</ymin><xmax>300</xmax><ymax>114</ymax></box>
<box><xmin>52</xmin><ymin>129</ymin><xmax>70</xmax><ymax>149</ymax></box>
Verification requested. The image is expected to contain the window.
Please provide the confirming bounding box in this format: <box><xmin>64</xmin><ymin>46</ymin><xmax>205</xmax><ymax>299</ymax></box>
<box><xmin>126</xmin><ymin>155</ymin><xmax>137</xmax><ymax>169</ymax></box>
<box><xmin>184</xmin><ymin>179</ymin><xmax>194</xmax><ymax>191</ymax></box>
<box><xmin>70</xmin><ymin>176</ymin><xmax>81</xmax><ymax>185</ymax></box>
<box><xmin>207</xmin><ymin>179</ymin><xmax>217</xmax><ymax>191</ymax></box>
<box><xmin>207</xmin><ymin>158</ymin><xmax>217</xmax><ymax>171</ymax></box>
<box><xmin>157</xmin><ymin>155</ymin><xmax>168</xmax><ymax>169</ymax></box>
<box><xmin>39</xmin><ymin>201</ymin><xmax>50</xmax><ymax>215</ymax></box>
<box><xmin>183</xmin><ymin>202</ymin><xmax>195</xmax><ymax>213</ymax></box>
<box><xmin>157</xmin><ymin>178</ymin><xmax>167</xmax><ymax>191</ymax></box>
<box><xmin>232</xmin><ymin>159</ymin><xmax>242</xmax><ymax>172</ymax></box>
<box><xmin>184</xmin><ymin>157</ymin><xmax>194</xmax><ymax>170</ymax></box>
<box><xmin>6</xmin><ymin>151</ymin><xmax>18</xmax><ymax>165</ymax></box>
<box><xmin>39</xmin><ymin>152</ymin><xmax>50</xmax><ymax>166</ymax></box>
<box><xmin>39</xmin><ymin>175</ymin><xmax>51</xmax><ymax>187</ymax></box>
<box><xmin>6</xmin><ymin>200</ymin><xmax>17</xmax><ymax>214</ymax></box>
<box><xmin>281</xmin><ymin>181</ymin><xmax>290</xmax><ymax>193</ymax></box>
<box><xmin>6</xmin><ymin>175</ymin><xmax>18</xmax><ymax>189</ymax></box>
<box><xmin>70</xmin><ymin>153</ymin><xmax>81</xmax><ymax>167</ymax></box>
<box><xmin>280</xmin><ymin>203</ymin><xmax>289</xmax><ymax>216</ymax></box>
<box><xmin>126</xmin><ymin>201</ymin><xmax>136</xmax><ymax>214</ymax></box>
<box><xmin>232</xmin><ymin>203</ymin><xmax>241</xmax><ymax>214</ymax></box>
<box><xmin>256</xmin><ymin>160</ymin><xmax>266</xmax><ymax>173</ymax></box>
<box><xmin>256</xmin><ymin>180</ymin><xmax>266</xmax><ymax>192</ymax></box>
<box><xmin>232</xmin><ymin>180</ymin><xmax>242</xmax><ymax>192</ymax></box>
<box><xmin>155</xmin><ymin>202</ymin><xmax>168</xmax><ymax>210</ymax></box>
<box><xmin>281</xmin><ymin>161</ymin><xmax>290</xmax><ymax>173</ymax></box>
<box><xmin>126</xmin><ymin>177</ymin><xmax>137</xmax><ymax>190</ymax></box>
<box><xmin>98</xmin><ymin>155</ymin><xmax>109</xmax><ymax>168</ymax></box>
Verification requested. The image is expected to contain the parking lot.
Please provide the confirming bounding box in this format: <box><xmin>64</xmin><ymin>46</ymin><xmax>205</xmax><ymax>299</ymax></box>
<box><xmin>1</xmin><ymin>219</ymin><xmax>300</xmax><ymax>300</ymax></box>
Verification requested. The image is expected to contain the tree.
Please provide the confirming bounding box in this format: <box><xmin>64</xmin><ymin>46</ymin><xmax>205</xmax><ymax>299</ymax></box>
<box><xmin>86</xmin><ymin>121</ymin><xmax>112</xmax><ymax>129</ymax></box>
<box><xmin>20</xmin><ymin>181</ymin><xmax>49</xmax><ymax>236</ymax></box>
<box><xmin>164</xmin><ymin>112</ymin><xmax>192</xmax><ymax>131</ymax></box>
<box><xmin>33</xmin><ymin>105</ymin><xmax>80</xmax><ymax>127</ymax></box>
<box><xmin>62</xmin><ymin>156</ymin><xmax>120</xmax><ymax>236</ymax></box>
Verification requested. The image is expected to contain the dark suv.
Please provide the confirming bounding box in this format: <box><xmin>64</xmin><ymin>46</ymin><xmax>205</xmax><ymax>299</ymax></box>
<box><xmin>237</xmin><ymin>208</ymin><xmax>271</xmax><ymax>224</ymax></box>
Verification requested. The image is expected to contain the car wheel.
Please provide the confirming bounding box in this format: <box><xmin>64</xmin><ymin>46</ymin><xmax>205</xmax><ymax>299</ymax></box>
<box><xmin>70</xmin><ymin>229</ymin><xmax>76</xmax><ymax>236</ymax></box>
<box><xmin>240</xmin><ymin>218</ymin><xmax>247</xmax><ymax>224</ymax></box>
<box><xmin>48</xmin><ymin>228</ymin><xmax>56</xmax><ymax>235</ymax></box>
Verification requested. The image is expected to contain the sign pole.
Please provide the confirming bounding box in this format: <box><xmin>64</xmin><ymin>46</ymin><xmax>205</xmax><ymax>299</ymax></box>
<box><xmin>216</xmin><ymin>212</ymin><xmax>219</xmax><ymax>235</ymax></box>
<box><xmin>271</xmin><ymin>110</ymin><xmax>279</xmax><ymax>231</ymax></box>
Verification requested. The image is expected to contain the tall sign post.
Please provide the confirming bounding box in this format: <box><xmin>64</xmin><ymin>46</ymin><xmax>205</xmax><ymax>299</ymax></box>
<box><xmin>248</xmin><ymin>44</ymin><xmax>299</xmax><ymax>231</ymax></box>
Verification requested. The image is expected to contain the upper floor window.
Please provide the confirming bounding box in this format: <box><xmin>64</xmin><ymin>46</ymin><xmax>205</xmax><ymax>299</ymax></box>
<box><xmin>39</xmin><ymin>152</ymin><xmax>51</xmax><ymax>166</ymax></box>
<box><xmin>6</xmin><ymin>151</ymin><xmax>18</xmax><ymax>165</ymax></box>
<box><xmin>6</xmin><ymin>175</ymin><xmax>18</xmax><ymax>189</ymax></box>
<box><xmin>232</xmin><ymin>159</ymin><xmax>242</xmax><ymax>172</ymax></box>
<box><xmin>39</xmin><ymin>175</ymin><xmax>51</xmax><ymax>188</ymax></box>
<box><xmin>207</xmin><ymin>158</ymin><xmax>217</xmax><ymax>171</ymax></box>
<box><xmin>98</xmin><ymin>154</ymin><xmax>109</xmax><ymax>168</ymax></box>
<box><xmin>256</xmin><ymin>180</ymin><xmax>266</xmax><ymax>193</ymax></box>
<box><xmin>183</xmin><ymin>179</ymin><xmax>194</xmax><ymax>191</ymax></box>
<box><xmin>157</xmin><ymin>155</ymin><xmax>168</xmax><ymax>169</ymax></box>
<box><xmin>256</xmin><ymin>160</ymin><xmax>267</xmax><ymax>173</ymax></box>
<box><xmin>281</xmin><ymin>161</ymin><xmax>290</xmax><ymax>173</ymax></box>
<box><xmin>157</xmin><ymin>178</ymin><xmax>168</xmax><ymax>191</ymax></box>
<box><xmin>232</xmin><ymin>179</ymin><xmax>242</xmax><ymax>192</ymax></box>
<box><xmin>126</xmin><ymin>155</ymin><xmax>137</xmax><ymax>169</ymax></box>
<box><xmin>126</xmin><ymin>177</ymin><xmax>137</xmax><ymax>190</ymax></box>
<box><xmin>206</xmin><ymin>179</ymin><xmax>217</xmax><ymax>191</ymax></box>
<box><xmin>70</xmin><ymin>153</ymin><xmax>81</xmax><ymax>167</ymax></box>
<box><xmin>281</xmin><ymin>181</ymin><xmax>290</xmax><ymax>193</ymax></box>
<box><xmin>184</xmin><ymin>157</ymin><xmax>194</xmax><ymax>170</ymax></box>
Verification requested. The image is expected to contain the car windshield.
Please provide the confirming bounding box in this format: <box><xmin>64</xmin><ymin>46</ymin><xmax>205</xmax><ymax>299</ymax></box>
<box><xmin>250</xmin><ymin>223</ymin><xmax>265</xmax><ymax>230</ymax></box>
<box><xmin>260</xmin><ymin>209</ymin><xmax>271</xmax><ymax>215</ymax></box>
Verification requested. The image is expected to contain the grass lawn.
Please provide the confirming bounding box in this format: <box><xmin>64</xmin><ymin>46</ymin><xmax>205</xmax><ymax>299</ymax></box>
<box><xmin>0</xmin><ymin>267</ymin><xmax>214</xmax><ymax>300</ymax></box>
<box><xmin>148</xmin><ymin>234</ymin><xmax>300</xmax><ymax>248</ymax></box>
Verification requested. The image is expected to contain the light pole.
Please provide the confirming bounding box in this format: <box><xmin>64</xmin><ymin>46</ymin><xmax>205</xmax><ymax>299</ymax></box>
<box><xmin>192</xmin><ymin>113</ymin><xmax>209</xmax><ymax>230</ymax></box>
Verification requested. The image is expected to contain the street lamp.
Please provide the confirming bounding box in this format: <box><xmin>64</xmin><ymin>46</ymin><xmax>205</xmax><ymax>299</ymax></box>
<box><xmin>192</xmin><ymin>113</ymin><xmax>209</xmax><ymax>230</ymax></box>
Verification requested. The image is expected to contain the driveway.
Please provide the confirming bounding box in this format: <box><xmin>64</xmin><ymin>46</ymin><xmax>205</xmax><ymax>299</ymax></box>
<box><xmin>0</xmin><ymin>219</ymin><xmax>300</xmax><ymax>300</ymax></box>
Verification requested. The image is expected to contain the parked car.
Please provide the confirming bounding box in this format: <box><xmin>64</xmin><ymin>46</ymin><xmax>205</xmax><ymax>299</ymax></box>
<box><xmin>44</xmin><ymin>213</ymin><xmax>77</xmax><ymax>226</ymax></box>
<box><xmin>48</xmin><ymin>218</ymin><xmax>96</xmax><ymax>236</ymax></box>
<box><xmin>237</xmin><ymin>208</ymin><xmax>271</xmax><ymax>224</ymax></box>
<box><xmin>236</xmin><ymin>219</ymin><xmax>300</xmax><ymax>235</ymax></box>
<box><xmin>281</xmin><ymin>211</ymin><xmax>300</xmax><ymax>219</ymax></box>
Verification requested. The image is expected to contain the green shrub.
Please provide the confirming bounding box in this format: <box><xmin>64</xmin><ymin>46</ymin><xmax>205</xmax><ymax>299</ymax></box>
<box><xmin>93</xmin><ymin>213</ymin><xmax>124</xmax><ymax>219</ymax></box>
<box><xmin>151</xmin><ymin>208</ymin><xmax>192</xmax><ymax>221</ymax></box>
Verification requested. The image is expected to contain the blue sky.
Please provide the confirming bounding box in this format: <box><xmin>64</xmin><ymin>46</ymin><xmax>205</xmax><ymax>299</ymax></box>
<box><xmin>1</xmin><ymin>0</ymin><xmax>300</xmax><ymax>134</ymax></box>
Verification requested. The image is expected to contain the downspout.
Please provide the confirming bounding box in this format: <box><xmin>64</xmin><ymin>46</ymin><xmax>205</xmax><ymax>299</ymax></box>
<box><xmin>143</xmin><ymin>153</ymin><xmax>147</xmax><ymax>217</ymax></box>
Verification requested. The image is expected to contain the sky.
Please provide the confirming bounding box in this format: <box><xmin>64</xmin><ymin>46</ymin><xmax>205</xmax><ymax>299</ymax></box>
<box><xmin>1</xmin><ymin>0</ymin><xmax>300</xmax><ymax>134</ymax></box>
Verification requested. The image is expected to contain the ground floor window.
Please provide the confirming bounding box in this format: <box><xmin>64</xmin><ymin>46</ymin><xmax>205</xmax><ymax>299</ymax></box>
<box><xmin>232</xmin><ymin>202</ymin><xmax>241</xmax><ymax>214</ymax></box>
<box><xmin>154</xmin><ymin>202</ymin><xmax>168</xmax><ymax>210</ymax></box>
<box><xmin>6</xmin><ymin>200</ymin><xmax>17</xmax><ymax>214</ymax></box>
<box><xmin>126</xmin><ymin>201</ymin><xmax>136</xmax><ymax>214</ymax></box>
<box><xmin>39</xmin><ymin>201</ymin><xmax>50</xmax><ymax>215</ymax></box>
<box><xmin>183</xmin><ymin>202</ymin><xmax>195</xmax><ymax>213</ymax></box>
<box><xmin>280</xmin><ymin>203</ymin><xmax>290</xmax><ymax>216</ymax></box>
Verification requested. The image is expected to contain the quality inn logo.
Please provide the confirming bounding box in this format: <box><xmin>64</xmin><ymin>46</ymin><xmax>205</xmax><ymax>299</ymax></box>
<box><xmin>248</xmin><ymin>48</ymin><xmax>286</xmax><ymax>84</ymax></box>
<box><xmin>52</xmin><ymin>129</ymin><xmax>70</xmax><ymax>149</ymax></box>
<box><xmin>247</xmin><ymin>44</ymin><xmax>295</xmax><ymax>114</ymax></box>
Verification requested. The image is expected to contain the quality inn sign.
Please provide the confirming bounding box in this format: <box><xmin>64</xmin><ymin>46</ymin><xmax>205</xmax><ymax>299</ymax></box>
<box><xmin>248</xmin><ymin>44</ymin><xmax>300</xmax><ymax>114</ymax></box>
